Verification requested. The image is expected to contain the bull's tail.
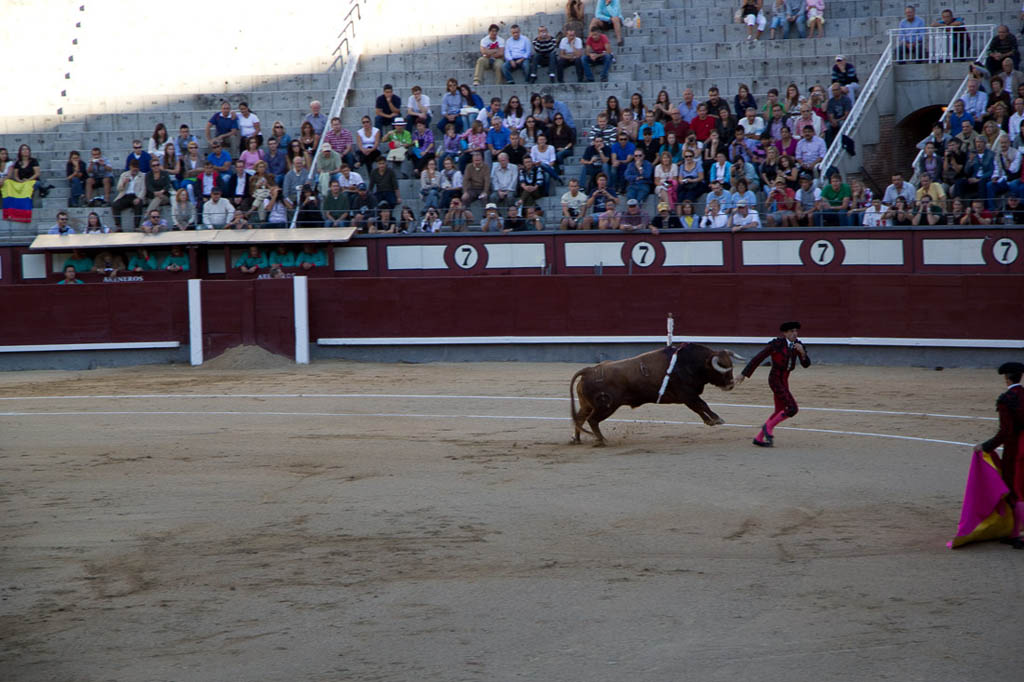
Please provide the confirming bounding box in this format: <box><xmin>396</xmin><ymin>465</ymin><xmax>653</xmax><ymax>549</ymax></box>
<box><xmin>569</xmin><ymin>370</ymin><xmax>594</xmax><ymax>436</ymax></box>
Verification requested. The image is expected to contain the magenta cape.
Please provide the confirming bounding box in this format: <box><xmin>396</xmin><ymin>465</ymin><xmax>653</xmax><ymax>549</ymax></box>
<box><xmin>948</xmin><ymin>450</ymin><xmax>1020</xmax><ymax>549</ymax></box>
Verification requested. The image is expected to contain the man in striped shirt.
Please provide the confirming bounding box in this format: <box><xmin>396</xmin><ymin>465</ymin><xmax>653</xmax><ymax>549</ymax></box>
<box><xmin>529</xmin><ymin>25</ymin><xmax>558</xmax><ymax>83</ymax></box>
<box><xmin>322</xmin><ymin>117</ymin><xmax>355</xmax><ymax>167</ymax></box>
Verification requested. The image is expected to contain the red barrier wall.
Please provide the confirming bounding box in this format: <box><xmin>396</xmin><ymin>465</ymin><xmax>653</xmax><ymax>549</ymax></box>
<box><xmin>0</xmin><ymin>281</ymin><xmax>189</xmax><ymax>345</ymax></box>
<box><xmin>199</xmin><ymin>280</ymin><xmax>295</xmax><ymax>359</ymax></box>
<box><xmin>307</xmin><ymin>274</ymin><xmax>1024</xmax><ymax>340</ymax></box>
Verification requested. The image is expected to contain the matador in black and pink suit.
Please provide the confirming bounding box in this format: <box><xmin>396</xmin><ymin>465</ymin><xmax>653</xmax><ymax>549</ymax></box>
<box><xmin>740</xmin><ymin>321</ymin><xmax>811</xmax><ymax>447</ymax></box>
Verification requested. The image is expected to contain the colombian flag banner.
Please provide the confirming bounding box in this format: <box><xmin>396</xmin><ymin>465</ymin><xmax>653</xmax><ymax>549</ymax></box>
<box><xmin>1</xmin><ymin>179</ymin><xmax>36</xmax><ymax>223</ymax></box>
<box><xmin>948</xmin><ymin>450</ymin><xmax>1018</xmax><ymax>548</ymax></box>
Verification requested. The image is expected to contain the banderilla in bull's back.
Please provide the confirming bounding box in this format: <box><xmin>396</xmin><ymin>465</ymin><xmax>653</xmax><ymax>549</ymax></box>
<box><xmin>569</xmin><ymin>343</ymin><xmax>744</xmax><ymax>446</ymax></box>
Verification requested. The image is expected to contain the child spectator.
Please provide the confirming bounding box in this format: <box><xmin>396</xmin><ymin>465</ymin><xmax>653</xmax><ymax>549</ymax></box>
<box><xmin>529</xmin><ymin>25</ymin><xmax>558</xmax><ymax>83</ymax></box>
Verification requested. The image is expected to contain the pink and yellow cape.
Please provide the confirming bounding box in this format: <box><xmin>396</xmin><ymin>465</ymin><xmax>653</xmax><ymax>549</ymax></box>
<box><xmin>949</xmin><ymin>450</ymin><xmax>1022</xmax><ymax>548</ymax></box>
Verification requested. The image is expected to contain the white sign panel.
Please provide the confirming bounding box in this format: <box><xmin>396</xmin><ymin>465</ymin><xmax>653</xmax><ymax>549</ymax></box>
<box><xmin>484</xmin><ymin>243</ymin><xmax>546</xmax><ymax>269</ymax></box>
<box><xmin>386</xmin><ymin>244</ymin><xmax>449</xmax><ymax>270</ymax></box>
<box><xmin>741</xmin><ymin>240</ymin><xmax>803</xmax><ymax>266</ymax></box>
<box><xmin>662</xmin><ymin>241</ymin><xmax>724</xmax><ymax>266</ymax></box>
<box><xmin>840</xmin><ymin>239</ymin><xmax>904</xmax><ymax>266</ymax></box>
<box><xmin>921</xmin><ymin>239</ymin><xmax>985</xmax><ymax>265</ymax></box>
<box><xmin>333</xmin><ymin>246</ymin><xmax>369</xmax><ymax>271</ymax></box>
<box><xmin>564</xmin><ymin>242</ymin><xmax>625</xmax><ymax>267</ymax></box>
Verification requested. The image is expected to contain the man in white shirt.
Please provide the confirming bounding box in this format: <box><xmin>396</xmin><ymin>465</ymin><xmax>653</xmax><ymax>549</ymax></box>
<box><xmin>728</xmin><ymin>200</ymin><xmax>762</xmax><ymax>232</ymax></box>
<box><xmin>1009</xmin><ymin>97</ymin><xmax>1024</xmax><ymax>143</ymax></box>
<box><xmin>881</xmin><ymin>172</ymin><xmax>916</xmax><ymax>206</ymax></box>
<box><xmin>336</xmin><ymin>164</ymin><xmax>364</xmax><ymax>196</ymax></box>
<box><xmin>794</xmin><ymin>174</ymin><xmax>821</xmax><ymax>226</ymax></box>
<box><xmin>960</xmin><ymin>79</ymin><xmax>987</xmax><ymax>123</ymax></box>
<box><xmin>490</xmin><ymin>153</ymin><xmax>519</xmax><ymax>208</ymax></box>
<box><xmin>556</xmin><ymin>28</ymin><xmax>585</xmax><ymax>83</ymax></box>
<box><xmin>737</xmin><ymin>107</ymin><xmax>766</xmax><ymax>136</ymax></box>
<box><xmin>405</xmin><ymin>86</ymin><xmax>432</xmax><ymax>129</ymax></box>
<box><xmin>202</xmin><ymin>188</ymin><xmax>235</xmax><ymax>228</ymax></box>
<box><xmin>794</xmin><ymin>125</ymin><xmax>827</xmax><ymax>173</ymax></box>
<box><xmin>111</xmin><ymin>161</ymin><xmax>147</xmax><ymax>231</ymax></box>
<box><xmin>474</xmin><ymin>24</ymin><xmax>506</xmax><ymax>86</ymax></box>
<box><xmin>560</xmin><ymin>179</ymin><xmax>588</xmax><ymax>229</ymax></box>
<box><xmin>501</xmin><ymin>24</ymin><xmax>532</xmax><ymax>84</ymax></box>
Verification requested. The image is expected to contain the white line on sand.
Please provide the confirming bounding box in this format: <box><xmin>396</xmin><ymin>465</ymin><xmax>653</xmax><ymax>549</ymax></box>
<box><xmin>0</xmin><ymin>393</ymin><xmax>995</xmax><ymax>421</ymax></box>
<box><xmin>0</xmin><ymin>409</ymin><xmax>973</xmax><ymax>447</ymax></box>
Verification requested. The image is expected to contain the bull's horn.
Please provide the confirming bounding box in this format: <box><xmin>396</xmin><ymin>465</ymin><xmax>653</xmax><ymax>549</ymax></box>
<box><xmin>711</xmin><ymin>356</ymin><xmax>731</xmax><ymax>374</ymax></box>
<box><xmin>726</xmin><ymin>350</ymin><xmax>746</xmax><ymax>361</ymax></box>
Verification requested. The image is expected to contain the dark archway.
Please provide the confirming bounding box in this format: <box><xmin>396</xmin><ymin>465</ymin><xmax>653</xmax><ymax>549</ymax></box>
<box><xmin>895</xmin><ymin>104</ymin><xmax>945</xmax><ymax>176</ymax></box>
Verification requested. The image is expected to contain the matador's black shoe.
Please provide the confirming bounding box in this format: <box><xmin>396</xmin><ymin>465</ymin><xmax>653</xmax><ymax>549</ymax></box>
<box><xmin>752</xmin><ymin>437</ymin><xmax>773</xmax><ymax>448</ymax></box>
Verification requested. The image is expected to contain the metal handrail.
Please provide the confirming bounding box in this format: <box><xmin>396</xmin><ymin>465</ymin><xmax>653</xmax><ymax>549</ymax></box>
<box><xmin>818</xmin><ymin>34</ymin><xmax>893</xmax><ymax>177</ymax></box>
<box><xmin>908</xmin><ymin>25</ymin><xmax>996</xmax><ymax>184</ymax></box>
<box><xmin>891</xmin><ymin>24</ymin><xmax>994</xmax><ymax>64</ymax></box>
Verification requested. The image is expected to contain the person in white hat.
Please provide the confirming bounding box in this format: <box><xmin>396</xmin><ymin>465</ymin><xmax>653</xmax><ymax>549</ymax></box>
<box><xmin>728</xmin><ymin>199</ymin><xmax>762</xmax><ymax>232</ymax></box>
<box><xmin>383</xmin><ymin>118</ymin><xmax>413</xmax><ymax>172</ymax></box>
<box><xmin>480</xmin><ymin>202</ymin><xmax>504</xmax><ymax>232</ymax></box>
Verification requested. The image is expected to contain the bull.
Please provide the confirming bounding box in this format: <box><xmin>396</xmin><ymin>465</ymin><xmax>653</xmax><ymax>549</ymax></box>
<box><xmin>569</xmin><ymin>344</ymin><xmax>741</xmax><ymax>446</ymax></box>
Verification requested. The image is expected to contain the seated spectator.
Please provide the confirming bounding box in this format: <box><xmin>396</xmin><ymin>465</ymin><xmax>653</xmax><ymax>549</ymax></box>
<box><xmin>311</xmin><ymin>146</ymin><xmax>340</xmax><ymax>197</ymax></box>
<box><xmin>501</xmin><ymin>24</ymin><xmax>532</xmax><ymax>84</ymax></box>
<box><xmin>912</xmin><ymin>195</ymin><xmax>945</xmax><ymax>225</ymax></box>
<box><xmin>486</xmin><ymin>116</ymin><xmax>512</xmax><ymax>159</ymax></box>
<box><xmin>162</xmin><ymin>246</ymin><xmax>190</xmax><ymax>272</ymax></box>
<box><xmin>609</xmin><ymin>132</ymin><xmax>636</xmax><ymax>191</ymax></box>
<box><xmin>206</xmin><ymin>101</ymin><xmax>240</xmax><ymax>157</ymax></box>
<box><xmin>530</xmin><ymin>134</ymin><xmax>562</xmax><ymax>185</ymax></box>
<box><xmin>174</xmin><ymin>124</ymin><xmax>200</xmax><ymax>158</ymax></box>
<box><xmin>171</xmin><ymin>188</ymin><xmax>195</xmax><ymax>230</ymax></box>
<box><xmin>322</xmin><ymin>179</ymin><xmax>349</xmax><ymax>227</ymax></box>
<box><xmin>617</xmin><ymin>110</ymin><xmax>639</xmax><ymax>142</ymax></box>
<box><xmin>236</xmin><ymin>102</ymin><xmax>261</xmax><ymax>150</ymax></box>
<box><xmin>637</xmin><ymin>126</ymin><xmax>661</xmax><ymax>164</ymax></box>
<box><xmin>780</xmin><ymin>0</ymin><xmax>806</xmax><ymax>38</ymax></box>
<box><xmin>765</xmin><ymin>178</ymin><xmax>797</xmax><ymax>226</ymax></box>
<box><xmin>664</xmin><ymin>109</ymin><xmax>691</xmax><ymax>145</ymax></box>
<box><xmin>439</xmin><ymin>156</ymin><xmax>463</xmax><ymax>208</ymax></box>
<box><xmin>580</xmin><ymin>136</ymin><xmax>612</xmax><ymax>191</ymax></box>
<box><xmin>145</xmin><ymin>163</ymin><xmax>173</xmax><ymax>215</ymax></box>
<box><xmin>675</xmin><ymin>148</ymin><xmax>705</xmax><ymax>204</ymax></box>
<box><xmin>591</xmin><ymin>0</ymin><xmax>624</xmax><ymax>46</ymax></box>
<box><xmin>48</xmin><ymin>210</ymin><xmax>75</xmax><ymax>235</ymax></box>
<box><xmin>461</xmin><ymin>152</ymin><xmax>490</xmax><ymax>210</ymax></box>
<box><xmin>583</xmin><ymin>25</ymin><xmax>614</xmax><ymax>82</ymax></box>
<box><xmin>581</xmin><ymin>172</ymin><xmax>618</xmax><ymax>229</ymax></box>
<box><xmin>859</xmin><ymin>197</ymin><xmax>887</xmax><ymax>227</ymax></box>
<box><xmin>651</xmin><ymin>202</ymin><xmax>682</xmax><ymax>230</ymax></box>
<box><xmin>794</xmin><ymin>173</ymin><xmax>820</xmax><ymax>225</ymax></box>
<box><xmin>767</xmin><ymin>0</ymin><xmax>786</xmax><ymax>39</ymax></box>
<box><xmin>794</xmin><ymin>125</ymin><xmax>826</xmax><ymax>173</ymax></box>
<box><xmin>638</xmin><ymin>110</ymin><xmax>665</xmax><ymax>146</ymax></box>
<box><xmin>731</xmin><ymin>177</ymin><xmax>757</xmax><ymax>208</ymax></box>
<box><xmin>224</xmin><ymin>159</ymin><xmax>251</xmax><ymax>216</ymax></box>
<box><xmin>258</xmin><ymin>186</ymin><xmax>287</xmax><ymax>228</ymax></box>
<box><xmin>161</xmin><ymin>143</ymin><xmax>182</xmax><ymax>188</ymax></box>
<box><xmin>882</xmin><ymin>171</ymin><xmax>916</xmax><ymax>206</ymax></box>
<box><xmin>653</xmin><ymin>151</ymin><xmax>678</xmax><ymax>206</ymax></box>
<box><xmin>269</xmin><ymin>245</ymin><xmax>295</xmax><ymax>268</ymax></box>
<box><xmin>615</xmin><ymin>198</ymin><xmax>654</xmax><ymax>233</ymax></box>
<box><xmin>998</xmin><ymin>192</ymin><xmax>1024</xmax><ymax>223</ymax></box>
<box><xmin>90</xmin><ymin>250</ymin><xmax>123</xmax><ymax>277</ymax></box>
<box><xmin>847</xmin><ymin>178</ymin><xmax>873</xmax><ymax>224</ymax></box>
<box><xmin>59</xmin><ymin>265</ymin><xmax>83</xmax><ymax>284</ymax></box>
<box><xmin>443</xmin><ymin>197</ymin><xmax>475</xmax><ymax>231</ymax></box>
<box><xmin>653</xmin><ymin>90</ymin><xmax>676</xmax><ymax>123</ymax></box>
<box><xmin>542</xmin><ymin>94</ymin><xmax>575</xmax><ymax>129</ymax></box>
<box><xmin>987</xmin><ymin>25</ymin><xmax>1020</xmax><ymax>74</ymax></box>
<box><xmin>295</xmin><ymin>244</ymin><xmax>327</xmax><ymax>269</ymax></box>
<box><xmin>700</xmin><ymin>198</ymin><xmax>728</xmax><ymax>228</ymax></box>
<box><xmin>708</xmin><ymin>151</ymin><xmax>732</xmax><ymax>189</ymax></box>
<box><xmin>235</xmin><ymin>246</ymin><xmax>267</xmax><ymax>274</ymax></box>
<box><xmin>728</xmin><ymin>128</ymin><xmax>758</xmax><ymax>166</ymax></box>
<box><xmin>345</xmin><ymin>184</ymin><xmax>374</xmax><ymax>231</ymax></box>
<box><xmin>988</xmin><ymin>78</ymin><xmax>1012</xmax><ymax>117</ymax></box>
<box><xmin>369</xmin><ymin>155</ymin><xmax>401</xmax><ymax>208</ymax></box>
<box><xmin>128</xmin><ymin>247</ymin><xmax>157</xmax><ymax>272</ymax></box>
<box><xmin>380</xmin><ymin>118</ymin><xmax>411</xmax><ymax>175</ymax></box>
<box><xmin>111</xmin><ymin>161</ymin><xmax>146</xmax><ymax>231</ymax></box>
<box><xmin>303</xmin><ymin>100</ymin><xmax>328</xmax><ymax>138</ymax></box>
<box><xmin>961</xmin><ymin>79</ymin><xmax>988</xmax><ymax>124</ymax></box>
<box><xmin>65</xmin><ymin>150</ymin><xmax>86</xmax><ymax>207</ymax></box>
<box><xmin>207</xmin><ymin>140</ymin><xmax>233</xmax><ymax>185</ymax></box>
<box><xmin>942</xmin><ymin>137</ymin><xmax>967</xmax><ymax>188</ymax></box>
<box><xmin>490</xmin><ymin>153</ymin><xmax>519</xmax><ymax>208</ymax></box>
<box><xmin>355</xmin><ymin>116</ymin><xmax>382</xmax><ymax>169</ymax></box>
<box><xmin>518</xmin><ymin>156</ymin><xmax>547</xmax><ymax>206</ymax></box>
<box><xmin>282</xmin><ymin>156</ymin><xmax>311</xmax><ymax>212</ymax></box>
<box><xmin>556</xmin><ymin>28</ymin><xmax>585</xmax><ymax>83</ymax></box>
<box><xmin>475</xmin><ymin>24</ymin><xmax>506</xmax><ymax>86</ymax></box>
<box><xmin>374</xmin><ymin>84</ymin><xmax>402</xmax><ymax>132</ymax></box>
<box><xmin>298</xmin><ymin>121</ymin><xmax>320</xmax><ymax>157</ymax></box>
<box><xmin>560</xmin><ymin>178</ymin><xmax>587</xmax><ymax>229</ymax></box>
<box><xmin>405</xmin><ymin>85</ymin><xmax>432</xmax><ymax>129</ymax></box>
<box><xmin>916</xmin><ymin>172</ymin><xmax>947</xmax><ymax>208</ymax></box>
<box><xmin>202</xmin><ymin>188</ymin><xmax>235</xmax><ymax>228</ymax></box>
<box><xmin>805</xmin><ymin>0</ymin><xmax>825</xmax><ymax>38</ymax></box>
<box><xmin>824</xmin><ymin>82</ymin><xmax>853</xmax><ymax>146</ymax></box>
<box><xmin>438</xmin><ymin>79</ymin><xmax>464</xmax><ymax>136</ymax></box>
<box><xmin>740</xmin><ymin>0</ymin><xmax>767</xmax><ymax>41</ymax></box>
<box><xmin>195</xmin><ymin>160</ymin><xmax>223</xmax><ymax>208</ymax></box>
<box><xmin>140</xmin><ymin>209</ymin><xmax>167</xmax><ymax>235</ymax></box>
<box><xmin>458</xmin><ymin>120</ymin><xmax>488</xmax><ymax>172</ymax></box>
<box><xmin>240</xmin><ymin>136</ymin><xmax>266</xmax><ymax>173</ymax></box>
<box><xmin>623</xmin><ymin>149</ymin><xmax>653</xmax><ymax>203</ymax></box>
<box><xmin>954</xmin><ymin>137</ymin><xmax>994</xmax><ymax>203</ymax></box>
<box><xmin>264</xmin><ymin>138</ymin><xmax>288</xmax><ymax>187</ymax></box>
<box><xmin>883</xmin><ymin>196</ymin><xmax>914</xmax><ymax>225</ymax></box>
<box><xmin>418</xmin><ymin>207</ymin><xmax>443</xmax><ymax>232</ymax></box>
<box><xmin>420</xmin><ymin>158</ymin><xmax>442</xmax><ymax>210</ymax></box>
<box><xmin>689</xmin><ymin>104</ymin><xmax>716</xmax><ymax>142</ymax></box>
<box><xmin>729</xmin><ymin>200</ymin><xmax>762</xmax><ymax>231</ymax></box>
<box><xmin>706</xmin><ymin>179</ymin><xmax>733</xmax><ymax>211</ymax></box>
<box><xmin>917</xmin><ymin>141</ymin><xmax>943</xmax><ymax>179</ymax></box>
<box><xmin>832</xmin><ymin>55</ymin><xmax>859</xmax><ymax>101</ymax></box>
<box><xmin>499</xmin><ymin>130</ymin><xmax>529</xmax><ymax>166</ymax></box>
<box><xmin>737</xmin><ymin>108</ymin><xmax>766</xmax><ymax>138</ymax></box>
<box><xmin>181</xmin><ymin>142</ymin><xmax>205</xmax><ymax>202</ymax></box>
<box><xmin>529</xmin><ymin>25</ymin><xmax>558</xmax><ymax>83</ymax></box>
<box><xmin>676</xmin><ymin>89</ymin><xmax>699</xmax><ymax>125</ymax></box>
<box><xmin>83</xmin><ymin>211</ymin><xmax>111</xmax><ymax>234</ymax></box>
<box><xmin>547</xmin><ymin>113</ymin><xmax>575</xmax><ymax>172</ymax></box>
<box><xmin>477</xmin><ymin>203</ymin><xmax>503</xmax><ymax>232</ymax></box>
<box><xmin>819</xmin><ymin>172</ymin><xmax>851</xmax><ymax>226</ymax></box>
<box><xmin>407</xmin><ymin>120</ymin><xmax>435</xmax><ymax>176</ymax></box>
<box><xmin>84</xmin><ymin>147</ymin><xmax>114</xmax><ymax>205</ymax></box>
<box><xmin>588</xmin><ymin>112</ymin><xmax>617</xmax><ymax>147</ymax></box>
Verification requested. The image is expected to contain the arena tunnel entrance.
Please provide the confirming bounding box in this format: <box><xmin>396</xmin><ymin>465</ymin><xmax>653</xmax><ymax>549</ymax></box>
<box><xmin>895</xmin><ymin>105</ymin><xmax>946</xmax><ymax>176</ymax></box>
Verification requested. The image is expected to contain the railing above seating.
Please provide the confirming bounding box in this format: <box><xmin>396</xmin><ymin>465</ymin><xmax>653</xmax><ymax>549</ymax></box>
<box><xmin>891</xmin><ymin>24</ymin><xmax>994</xmax><ymax>64</ymax></box>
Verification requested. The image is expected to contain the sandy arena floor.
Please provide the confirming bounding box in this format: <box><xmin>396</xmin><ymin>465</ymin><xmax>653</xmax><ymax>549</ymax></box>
<box><xmin>0</xmin><ymin>351</ymin><xmax>1021</xmax><ymax>681</ymax></box>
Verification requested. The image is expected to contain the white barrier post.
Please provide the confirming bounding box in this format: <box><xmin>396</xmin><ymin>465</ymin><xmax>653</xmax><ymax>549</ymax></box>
<box><xmin>294</xmin><ymin>275</ymin><xmax>309</xmax><ymax>365</ymax></box>
<box><xmin>188</xmin><ymin>279</ymin><xmax>203</xmax><ymax>366</ymax></box>
<box><xmin>666</xmin><ymin>313</ymin><xmax>674</xmax><ymax>347</ymax></box>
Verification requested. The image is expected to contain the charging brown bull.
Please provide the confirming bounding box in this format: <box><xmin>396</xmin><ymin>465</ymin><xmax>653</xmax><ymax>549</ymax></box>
<box><xmin>569</xmin><ymin>344</ymin><xmax>741</xmax><ymax>446</ymax></box>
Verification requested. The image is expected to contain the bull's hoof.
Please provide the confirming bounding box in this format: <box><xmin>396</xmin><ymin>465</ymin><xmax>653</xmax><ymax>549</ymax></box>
<box><xmin>569</xmin><ymin>436</ymin><xmax>581</xmax><ymax>445</ymax></box>
<box><xmin>592</xmin><ymin>440</ymin><xmax>607</xmax><ymax>448</ymax></box>
<box><xmin>706</xmin><ymin>417</ymin><xmax>725</xmax><ymax>426</ymax></box>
